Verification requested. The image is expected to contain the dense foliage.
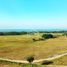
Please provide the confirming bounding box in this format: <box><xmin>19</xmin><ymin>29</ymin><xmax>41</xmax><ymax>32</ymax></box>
<box><xmin>42</xmin><ymin>34</ymin><xmax>54</xmax><ymax>39</ymax></box>
<box><xmin>26</xmin><ymin>56</ymin><xmax>34</xmax><ymax>63</ymax></box>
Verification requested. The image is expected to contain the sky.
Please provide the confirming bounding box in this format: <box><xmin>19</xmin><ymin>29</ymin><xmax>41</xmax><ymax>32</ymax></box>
<box><xmin>0</xmin><ymin>0</ymin><xmax>67</xmax><ymax>29</ymax></box>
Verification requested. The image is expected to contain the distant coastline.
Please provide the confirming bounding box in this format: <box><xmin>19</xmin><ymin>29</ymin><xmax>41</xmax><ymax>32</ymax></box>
<box><xmin>0</xmin><ymin>29</ymin><xmax>67</xmax><ymax>32</ymax></box>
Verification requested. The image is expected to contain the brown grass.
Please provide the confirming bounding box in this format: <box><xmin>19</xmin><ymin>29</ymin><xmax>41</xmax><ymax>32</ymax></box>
<box><xmin>0</xmin><ymin>33</ymin><xmax>67</xmax><ymax>61</ymax></box>
<box><xmin>53</xmin><ymin>55</ymin><xmax>67</xmax><ymax>65</ymax></box>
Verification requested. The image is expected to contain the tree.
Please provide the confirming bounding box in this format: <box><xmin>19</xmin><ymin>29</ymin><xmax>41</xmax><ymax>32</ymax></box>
<box><xmin>42</xmin><ymin>34</ymin><xmax>54</xmax><ymax>39</ymax></box>
<box><xmin>26</xmin><ymin>56</ymin><xmax>34</xmax><ymax>67</ymax></box>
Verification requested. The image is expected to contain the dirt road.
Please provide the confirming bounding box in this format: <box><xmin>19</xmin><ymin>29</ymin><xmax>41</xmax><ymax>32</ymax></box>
<box><xmin>0</xmin><ymin>53</ymin><xmax>67</xmax><ymax>64</ymax></box>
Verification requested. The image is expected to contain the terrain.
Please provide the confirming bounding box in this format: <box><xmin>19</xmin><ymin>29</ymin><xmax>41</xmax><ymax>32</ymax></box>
<box><xmin>0</xmin><ymin>33</ymin><xmax>67</xmax><ymax>67</ymax></box>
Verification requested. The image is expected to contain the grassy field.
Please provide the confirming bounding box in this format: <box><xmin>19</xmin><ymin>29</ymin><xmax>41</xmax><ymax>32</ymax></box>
<box><xmin>0</xmin><ymin>61</ymin><xmax>47</xmax><ymax>67</ymax></box>
<box><xmin>0</xmin><ymin>33</ymin><xmax>67</xmax><ymax>66</ymax></box>
<box><xmin>53</xmin><ymin>55</ymin><xmax>67</xmax><ymax>65</ymax></box>
<box><xmin>0</xmin><ymin>63</ymin><xmax>67</xmax><ymax>67</ymax></box>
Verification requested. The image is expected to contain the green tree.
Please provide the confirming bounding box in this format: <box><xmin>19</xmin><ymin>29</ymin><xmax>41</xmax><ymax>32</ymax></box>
<box><xmin>26</xmin><ymin>56</ymin><xmax>34</xmax><ymax>67</ymax></box>
<box><xmin>42</xmin><ymin>34</ymin><xmax>54</xmax><ymax>39</ymax></box>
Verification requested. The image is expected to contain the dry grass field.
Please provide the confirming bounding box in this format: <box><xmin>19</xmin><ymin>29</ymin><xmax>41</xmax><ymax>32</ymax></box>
<box><xmin>0</xmin><ymin>33</ymin><xmax>67</xmax><ymax>66</ymax></box>
<box><xmin>53</xmin><ymin>55</ymin><xmax>67</xmax><ymax>65</ymax></box>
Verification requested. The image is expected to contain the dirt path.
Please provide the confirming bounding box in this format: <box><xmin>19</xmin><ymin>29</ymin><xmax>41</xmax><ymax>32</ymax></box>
<box><xmin>0</xmin><ymin>53</ymin><xmax>67</xmax><ymax>64</ymax></box>
<box><xmin>33</xmin><ymin>53</ymin><xmax>67</xmax><ymax>63</ymax></box>
<box><xmin>0</xmin><ymin>58</ymin><xmax>28</xmax><ymax>63</ymax></box>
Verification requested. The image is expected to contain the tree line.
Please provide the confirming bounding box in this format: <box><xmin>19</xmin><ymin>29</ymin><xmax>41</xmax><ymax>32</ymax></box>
<box><xmin>0</xmin><ymin>32</ymin><xmax>28</xmax><ymax>35</ymax></box>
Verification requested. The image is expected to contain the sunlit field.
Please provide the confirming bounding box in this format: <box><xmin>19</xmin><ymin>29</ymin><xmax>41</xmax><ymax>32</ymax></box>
<box><xmin>0</xmin><ymin>33</ymin><xmax>67</xmax><ymax>66</ymax></box>
<box><xmin>53</xmin><ymin>55</ymin><xmax>67</xmax><ymax>65</ymax></box>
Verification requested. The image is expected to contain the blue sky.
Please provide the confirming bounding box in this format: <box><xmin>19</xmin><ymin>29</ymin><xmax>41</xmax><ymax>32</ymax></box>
<box><xmin>0</xmin><ymin>0</ymin><xmax>67</xmax><ymax>29</ymax></box>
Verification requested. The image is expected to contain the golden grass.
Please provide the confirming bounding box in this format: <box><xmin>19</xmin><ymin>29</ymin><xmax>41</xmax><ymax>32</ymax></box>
<box><xmin>0</xmin><ymin>33</ymin><xmax>67</xmax><ymax>61</ymax></box>
<box><xmin>53</xmin><ymin>55</ymin><xmax>67</xmax><ymax>65</ymax></box>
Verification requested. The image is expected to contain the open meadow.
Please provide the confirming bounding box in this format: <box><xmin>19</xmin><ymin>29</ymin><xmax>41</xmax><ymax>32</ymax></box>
<box><xmin>0</xmin><ymin>33</ymin><xmax>67</xmax><ymax>67</ymax></box>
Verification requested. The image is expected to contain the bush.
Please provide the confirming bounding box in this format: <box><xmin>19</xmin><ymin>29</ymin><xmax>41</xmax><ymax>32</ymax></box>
<box><xmin>32</xmin><ymin>38</ymin><xmax>36</xmax><ymax>42</ymax></box>
<box><xmin>26</xmin><ymin>56</ymin><xmax>34</xmax><ymax>63</ymax></box>
<box><xmin>41</xmin><ymin>60</ymin><xmax>53</xmax><ymax>65</ymax></box>
<box><xmin>42</xmin><ymin>34</ymin><xmax>54</xmax><ymax>39</ymax></box>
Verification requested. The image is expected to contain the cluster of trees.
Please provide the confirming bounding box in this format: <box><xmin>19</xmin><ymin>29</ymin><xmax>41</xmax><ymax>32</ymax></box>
<box><xmin>0</xmin><ymin>32</ymin><xmax>28</xmax><ymax>35</ymax></box>
<box><xmin>32</xmin><ymin>34</ymin><xmax>54</xmax><ymax>42</ymax></box>
<box><xmin>42</xmin><ymin>34</ymin><xmax>54</xmax><ymax>39</ymax></box>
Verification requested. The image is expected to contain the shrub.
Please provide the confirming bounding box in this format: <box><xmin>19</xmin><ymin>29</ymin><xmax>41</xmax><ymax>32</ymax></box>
<box><xmin>41</xmin><ymin>60</ymin><xmax>53</xmax><ymax>65</ymax></box>
<box><xmin>26</xmin><ymin>56</ymin><xmax>34</xmax><ymax>67</ymax></box>
<box><xmin>42</xmin><ymin>34</ymin><xmax>54</xmax><ymax>39</ymax></box>
<box><xmin>32</xmin><ymin>38</ymin><xmax>36</xmax><ymax>42</ymax></box>
<box><xmin>26</xmin><ymin>56</ymin><xmax>34</xmax><ymax>63</ymax></box>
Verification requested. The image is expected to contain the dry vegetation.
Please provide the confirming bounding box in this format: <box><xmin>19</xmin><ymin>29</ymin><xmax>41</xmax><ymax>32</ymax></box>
<box><xmin>0</xmin><ymin>33</ymin><xmax>67</xmax><ymax>66</ymax></box>
<box><xmin>53</xmin><ymin>55</ymin><xmax>67</xmax><ymax>65</ymax></box>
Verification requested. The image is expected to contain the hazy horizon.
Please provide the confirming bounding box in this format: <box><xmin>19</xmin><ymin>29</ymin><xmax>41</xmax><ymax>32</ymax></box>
<box><xmin>0</xmin><ymin>28</ymin><xmax>67</xmax><ymax>32</ymax></box>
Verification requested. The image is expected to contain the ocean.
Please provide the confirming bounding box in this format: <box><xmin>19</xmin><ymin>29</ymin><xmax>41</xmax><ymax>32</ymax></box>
<box><xmin>0</xmin><ymin>29</ymin><xmax>66</xmax><ymax>32</ymax></box>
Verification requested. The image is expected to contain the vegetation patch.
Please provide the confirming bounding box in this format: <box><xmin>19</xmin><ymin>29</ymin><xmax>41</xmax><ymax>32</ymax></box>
<box><xmin>42</xmin><ymin>34</ymin><xmax>54</xmax><ymax>39</ymax></box>
<box><xmin>41</xmin><ymin>60</ymin><xmax>53</xmax><ymax>65</ymax></box>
